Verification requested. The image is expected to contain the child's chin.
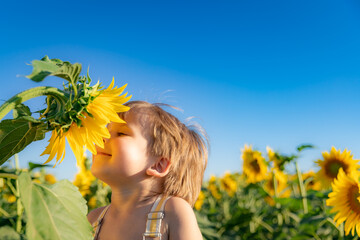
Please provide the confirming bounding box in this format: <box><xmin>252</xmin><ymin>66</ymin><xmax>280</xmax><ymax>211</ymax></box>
<box><xmin>90</xmin><ymin>161</ymin><xmax>106</xmax><ymax>177</ymax></box>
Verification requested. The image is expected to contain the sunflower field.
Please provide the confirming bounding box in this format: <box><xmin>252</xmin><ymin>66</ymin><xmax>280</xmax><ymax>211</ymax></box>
<box><xmin>194</xmin><ymin>145</ymin><xmax>360</xmax><ymax>240</ymax></box>
<box><xmin>1</xmin><ymin>57</ymin><xmax>360</xmax><ymax>239</ymax></box>
<box><xmin>1</xmin><ymin>145</ymin><xmax>360</xmax><ymax>239</ymax></box>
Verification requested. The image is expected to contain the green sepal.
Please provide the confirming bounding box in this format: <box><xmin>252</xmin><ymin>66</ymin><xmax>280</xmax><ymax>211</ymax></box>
<box><xmin>0</xmin><ymin>117</ymin><xmax>47</xmax><ymax>166</ymax></box>
<box><xmin>26</xmin><ymin>56</ymin><xmax>82</xmax><ymax>85</ymax></box>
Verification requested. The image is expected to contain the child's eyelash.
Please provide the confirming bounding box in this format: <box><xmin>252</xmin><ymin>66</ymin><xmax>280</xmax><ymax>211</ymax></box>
<box><xmin>117</xmin><ymin>132</ymin><xmax>127</xmax><ymax>136</ymax></box>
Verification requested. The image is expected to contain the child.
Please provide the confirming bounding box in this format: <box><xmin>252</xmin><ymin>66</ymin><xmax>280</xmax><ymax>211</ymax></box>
<box><xmin>87</xmin><ymin>101</ymin><xmax>208</xmax><ymax>240</ymax></box>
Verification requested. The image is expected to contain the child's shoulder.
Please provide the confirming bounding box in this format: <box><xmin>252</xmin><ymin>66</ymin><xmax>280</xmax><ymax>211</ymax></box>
<box><xmin>165</xmin><ymin>196</ymin><xmax>192</xmax><ymax>213</ymax></box>
<box><xmin>87</xmin><ymin>205</ymin><xmax>109</xmax><ymax>225</ymax></box>
<box><xmin>165</xmin><ymin>196</ymin><xmax>195</xmax><ymax>222</ymax></box>
<box><xmin>165</xmin><ymin>197</ymin><xmax>203</xmax><ymax>239</ymax></box>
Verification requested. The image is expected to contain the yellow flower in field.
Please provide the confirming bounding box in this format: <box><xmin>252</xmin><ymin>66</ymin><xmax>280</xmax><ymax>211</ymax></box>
<box><xmin>326</xmin><ymin>168</ymin><xmax>360</xmax><ymax>236</ymax></box>
<box><xmin>316</xmin><ymin>147</ymin><xmax>360</xmax><ymax>189</ymax></box>
<box><xmin>32</xmin><ymin>172</ymin><xmax>41</xmax><ymax>183</ymax></box>
<box><xmin>194</xmin><ymin>191</ymin><xmax>205</xmax><ymax>210</ymax></box>
<box><xmin>266</xmin><ymin>146</ymin><xmax>281</xmax><ymax>170</ymax></box>
<box><xmin>220</xmin><ymin>172</ymin><xmax>237</xmax><ymax>197</ymax></box>
<box><xmin>208</xmin><ymin>175</ymin><xmax>221</xmax><ymax>200</ymax></box>
<box><xmin>242</xmin><ymin>145</ymin><xmax>268</xmax><ymax>183</ymax></box>
<box><xmin>73</xmin><ymin>156</ymin><xmax>96</xmax><ymax>196</ymax></box>
<box><xmin>74</xmin><ymin>171</ymin><xmax>96</xmax><ymax>196</ymax></box>
<box><xmin>88</xmin><ymin>196</ymin><xmax>97</xmax><ymax>209</ymax></box>
<box><xmin>3</xmin><ymin>193</ymin><xmax>16</xmax><ymax>203</ymax></box>
<box><xmin>41</xmin><ymin>78</ymin><xmax>131</xmax><ymax>166</ymax></box>
<box><xmin>264</xmin><ymin>169</ymin><xmax>291</xmax><ymax>198</ymax></box>
<box><xmin>44</xmin><ymin>174</ymin><xmax>57</xmax><ymax>184</ymax></box>
<box><xmin>302</xmin><ymin>171</ymin><xmax>321</xmax><ymax>191</ymax></box>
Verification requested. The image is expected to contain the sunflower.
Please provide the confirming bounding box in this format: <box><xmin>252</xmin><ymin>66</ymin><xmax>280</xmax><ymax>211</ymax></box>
<box><xmin>266</xmin><ymin>146</ymin><xmax>281</xmax><ymax>170</ymax></box>
<box><xmin>3</xmin><ymin>193</ymin><xmax>16</xmax><ymax>203</ymax></box>
<box><xmin>242</xmin><ymin>145</ymin><xmax>268</xmax><ymax>184</ymax></box>
<box><xmin>220</xmin><ymin>172</ymin><xmax>237</xmax><ymax>197</ymax></box>
<box><xmin>73</xmin><ymin>154</ymin><xmax>96</xmax><ymax>196</ymax></box>
<box><xmin>315</xmin><ymin>147</ymin><xmax>360</xmax><ymax>189</ymax></box>
<box><xmin>264</xmin><ymin>168</ymin><xmax>291</xmax><ymax>198</ymax></box>
<box><xmin>44</xmin><ymin>174</ymin><xmax>57</xmax><ymax>184</ymax></box>
<box><xmin>194</xmin><ymin>191</ymin><xmax>205</xmax><ymax>210</ymax></box>
<box><xmin>208</xmin><ymin>175</ymin><xmax>221</xmax><ymax>200</ymax></box>
<box><xmin>88</xmin><ymin>196</ymin><xmax>97</xmax><ymax>209</ymax></box>
<box><xmin>41</xmin><ymin>78</ymin><xmax>131</xmax><ymax>166</ymax></box>
<box><xmin>326</xmin><ymin>168</ymin><xmax>360</xmax><ymax>236</ymax></box>
<box><xmin>302</xmin><ymin>171</ymin><xmax>321</xmax><ymax>191</ymax></box>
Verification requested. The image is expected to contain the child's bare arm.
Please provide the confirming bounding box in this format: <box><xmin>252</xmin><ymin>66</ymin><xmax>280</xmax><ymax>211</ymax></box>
<box><xmin>166</xmin><ymin>197</ymin><xmax>203</xmax><ymax>240</ymax></box>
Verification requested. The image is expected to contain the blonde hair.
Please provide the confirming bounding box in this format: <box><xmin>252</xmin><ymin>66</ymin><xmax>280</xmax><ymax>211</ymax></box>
<box><xmin>119</xmin><ymin>101</ymin><xmax>208</xmax><ymax>206</ymax></box>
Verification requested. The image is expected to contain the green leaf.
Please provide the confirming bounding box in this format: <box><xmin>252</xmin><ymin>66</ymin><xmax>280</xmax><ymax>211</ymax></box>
<box><xmin>0</xmin><ymin>225</ymin><xmax>21</xmax><ymax>240</ymax></box>
<box><xmin>275</xmin><ymin>197</ymin><xmax>303</xmax><ymax>211</ymax></box>
<box><xmin>18</xmin><ymin>172</ymin><xmax>93</xmax><ymax>240</ymax></box>
<box><xmin>28</xmin><ymin>162</ymin><xmax>52</xmax><ymax>171</ymax></box>
<box><xmin>12</xmin><ymin>104</ymin><xmax>31</xmax><ymax>119</ymax></box>
<box><xmin>300</xmin><ymin>214</ymin><xmax>327</xmax><ymax>224</ymax></box>
<box><xmin>0</xmin><ymin>117</ymin><xmax>47</xmax><ymax>166</ymax></box>
<box><xmin>297</xmin><ymin>144</ymin><xmax>315</xmax><ymax>152</ymax></box>
<box><xmin>26</xmin><ymin>56</ymin><xmax>82</xmax><ymax>84</ymax></box>
<box><xmin>195</xmin><ymin>212</ymin><xmax>221</xmax><ymax>240</ymax></box>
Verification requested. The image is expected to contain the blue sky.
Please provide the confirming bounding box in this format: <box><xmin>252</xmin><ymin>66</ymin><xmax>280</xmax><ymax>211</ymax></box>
<box><xmin>1</xmin><ymin>1</ymin><xmax>360</xmax><ymax>180</ymax></box>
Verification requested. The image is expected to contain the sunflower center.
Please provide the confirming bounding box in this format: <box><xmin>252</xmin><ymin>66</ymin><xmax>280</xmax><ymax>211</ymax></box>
<box><xmin>348</xmin><ymin>185</ymin><xmax>360</xmax><ymax>213</ymax></box>
<box><xmin>267</xmin><ymin>179</ymin><xmax>275</xmax><ymax>190</ymax></box>
<box><xmin>325</xmin><ymin>160</ymin><xmax>347</xmax><ymax>178</ymax></box>
<box><xmin>250</xmin><ymin>159</ymin><xmax>261</xmax><ymax>173</ymax></box>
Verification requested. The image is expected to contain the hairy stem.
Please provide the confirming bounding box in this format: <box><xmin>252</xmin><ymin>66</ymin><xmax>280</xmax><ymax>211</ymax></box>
<box><xmin>296</xmin><ymin>161</ymin><xmax>308</xmax><ymax>214</ymax></box>
<box><xmin>0</xmin><ymin>86</ymin><xmax>66</xmax><ymax>121</ymax></box>
<box><xmin>15</xmin><ymin>154</ymin><xmax>24</xmax><ymax>234</ymax></box>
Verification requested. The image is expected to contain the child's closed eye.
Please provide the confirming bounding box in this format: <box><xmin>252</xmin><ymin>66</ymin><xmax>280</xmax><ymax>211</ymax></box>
<box><xmin>117</xmin><ymin>132</ymin><xmax>127</xmax><ymax>137</ymax></box>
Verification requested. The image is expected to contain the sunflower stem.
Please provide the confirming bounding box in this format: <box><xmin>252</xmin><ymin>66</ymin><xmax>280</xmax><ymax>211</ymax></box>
<box><xmin>0</xmin><ymin>207</ymin><xmax>16</xmax><ymax>226</ymax></box>
<box><xmin>339</xmin><ymin>222</ymin><xmax>344</xmax><ymax>239</ymax></box>
<box><xmin>14</xmin><ymin>154</ymin><xmax>24</xmax><ymax>234</ymax></box>
<box><xmin>0</xmin><ymin>206</ymin><xmax>10</xmax><ymax>217</ymax></box>
<box><xmin>39</xmin><ymin>96</ymin><xmax>52</xmax><ymax>119</ymax></box>
<box><xmin>273</xmin><ymin>172</ymin><xmax>279</xmax><ymax>199</ymax></box>
<box><xmin>6</xmin><ymin>179</ymin><xmax>17</xmax><ymax>197</ymax></box>
<box><xmin>0</xmin><ymin>86</ymin><xmax>67</xmax><ymax>121</ymax></box>
<box><xmin>295</xmin><ymin>161</ymin><xmax>308</xmax><ymax>214</ymax></box>
<box><xmin>0</xmin><ymin>173</ymin><xmax>18</xmax><ymax>179</ymax></box>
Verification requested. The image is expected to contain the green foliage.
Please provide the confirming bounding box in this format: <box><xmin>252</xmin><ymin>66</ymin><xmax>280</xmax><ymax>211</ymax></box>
<box><xmin>0</xmin><ymin>145</ymin><xmax>358</xmax><ymax>239</ymax></box>
<box><xmin>297</xmin><ymin>144</ymin><xmax>315</xmax><ymax>152</ymax></box>
<box><xmin>27</xmin><ymin>162</ymin><xmax>51</xmax><ymax>172</ymax></box>
<box><xmin>26</xmin><ymin>56</ymin><xmax>82</xmax><ymax>85</ymax></box>
<box><xmin>193</xmin><ymin>145</ymin><xmax>360</xmax><ymax>239</ymax></box>
<box><xmin>18</xmin><ymin>172</ymin><xmax>93</xmax><ymax>240</ymax></box>
<box><xmin>0</xmin><ymin>160</ymin><xmax>94</xmax><ymax>240</ymax></box>
<box><xmin>0</xmin><ymin>225</ymin><xmax>21</xmax><ymax>240</ymax></box>
<box><xmin>0</xmin><ymin>56</ymin><xmax>102</xmax><ymax>166</ymax></box>
<box><xmin>195</xmin><ymin>172</ymin><xmax>348</xmax><ymax>239</ymax></box>
<box><xmin>12</xmin><ymin>104</ymin><xmax>31</xmax><ymax>119</ymax></box>
<box><xmin>0</xmin><ymin>117</ymin><xmax>46</xmax><ymax>165</ymax></box>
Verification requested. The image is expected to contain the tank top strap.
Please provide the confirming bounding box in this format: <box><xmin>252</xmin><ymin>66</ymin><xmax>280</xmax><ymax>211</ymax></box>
<box><xmin>92</xmin><ymin>205</ymin><xmax>111</xmax><ymax>240</ymax></box>
<box><xmin>143</xmin><ymin>195</ymin><xmax>171</xmax><ymax>240</ymax></box>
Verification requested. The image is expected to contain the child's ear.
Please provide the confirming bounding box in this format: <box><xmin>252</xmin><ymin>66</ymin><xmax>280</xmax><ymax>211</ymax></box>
<box><xmin>146</xmin><ymin>157</ymin><xmax>171</xmax><ymax>177</ymax></box>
